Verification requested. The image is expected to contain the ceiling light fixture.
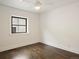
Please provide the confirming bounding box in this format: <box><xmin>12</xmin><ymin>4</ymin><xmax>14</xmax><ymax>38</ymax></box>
<box><xmin>35</xmin><ymin>0</ymin><xmax>41</xmax><ymax>10</ymax></box>
<box><xmin>35</xmin><ymin>5</ymin><xmax>41</xmax><ymax>10</ymax></box>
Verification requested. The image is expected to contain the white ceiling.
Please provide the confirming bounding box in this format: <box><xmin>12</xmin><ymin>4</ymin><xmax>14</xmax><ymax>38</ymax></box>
<box><xmin>0</xmin><ymin>0</ymin><xmax>79</xmax><ymax>13</ymax></box>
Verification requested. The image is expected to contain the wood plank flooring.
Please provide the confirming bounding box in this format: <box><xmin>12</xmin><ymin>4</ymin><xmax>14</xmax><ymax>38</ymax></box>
<box><xmin>0</xmin><ymin>42</ymin><xmax>79</xmax><ymax>59</ymax></box>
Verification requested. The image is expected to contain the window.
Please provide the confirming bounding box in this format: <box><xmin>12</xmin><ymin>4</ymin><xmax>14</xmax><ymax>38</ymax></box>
<box><xmin>11</xmin><ymin>16</ymin><xmax>27</xmax><ymax>33</ymax></box>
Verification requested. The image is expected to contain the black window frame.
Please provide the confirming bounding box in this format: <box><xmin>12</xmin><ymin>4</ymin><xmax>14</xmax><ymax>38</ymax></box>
<box><xmin>11</xmin><ymin>16</ymin><xmax>27</xmax><ymax>33</ymax></box>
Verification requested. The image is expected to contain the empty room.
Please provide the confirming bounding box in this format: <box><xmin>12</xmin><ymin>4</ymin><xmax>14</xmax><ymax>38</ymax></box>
<box><xmin>0</xmin><ymin>0</ymin><xmax>79</xmax><ymax>59</ymax></box>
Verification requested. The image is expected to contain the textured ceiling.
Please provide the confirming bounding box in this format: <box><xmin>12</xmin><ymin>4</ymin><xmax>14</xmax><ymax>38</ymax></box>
<box><xmin>0</xmin><ymin>0</ymin><xmax>79</xmax><ymax>13</ymax></box>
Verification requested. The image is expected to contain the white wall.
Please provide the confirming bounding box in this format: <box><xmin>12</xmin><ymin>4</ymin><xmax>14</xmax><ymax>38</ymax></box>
<box><xmin>40</xmin><ymin>2</ymin><xmax>79</xmax><ymax>54</ymax></box>
<box><xmin>0</xmin><ymin>5</ymin><xmax>41</xmax><ymax>52</ymax></box>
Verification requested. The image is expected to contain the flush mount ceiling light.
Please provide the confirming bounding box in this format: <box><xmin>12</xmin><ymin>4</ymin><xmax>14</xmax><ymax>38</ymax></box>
<box><xmin>35</xmin><ymin>0</ymin><xmax>41</xmax><ymax>10</ymax></box>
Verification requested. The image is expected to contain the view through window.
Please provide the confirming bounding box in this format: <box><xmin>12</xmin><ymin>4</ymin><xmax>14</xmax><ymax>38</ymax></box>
<box><xmin>11</xmin><ymin>16</ymin><xmax>27</xmax><ymax>33</ymax></box>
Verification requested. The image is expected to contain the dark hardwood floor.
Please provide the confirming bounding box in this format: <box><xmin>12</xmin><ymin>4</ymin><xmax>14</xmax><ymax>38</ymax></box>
<box><xmin>0</xmin><ymin>42</ymin><xmax>79</xmax><ymax>59</ymax></box>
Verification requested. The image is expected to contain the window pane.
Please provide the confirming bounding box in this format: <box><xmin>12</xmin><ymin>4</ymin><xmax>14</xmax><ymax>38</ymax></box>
<box><xmin>12</xmin><ymin>26</ymin><xmax>19</xmax><ymax>32</ymax></box>
<box><xmin>18</xmin><ymin>26</ymin><xmax>26</xmax><ymax>32</ymax></box>
<box><xmin>19</xmin><ymin>19</ymin><xmax>26</xmax><ymax>25</ymax></box>
<box><xmin>12</xmin><ymin>18</ymin><xmax>19</xmax><ymax>25</ymax></box>
<box><xmin>12</xmin><ymin>27</ymin><xmax>16</xmax><ymax>33</ymax></box>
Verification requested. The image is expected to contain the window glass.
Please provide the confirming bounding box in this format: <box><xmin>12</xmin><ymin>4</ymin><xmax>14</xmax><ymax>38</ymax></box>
<box><xmin>11</xmin><ymin>16</ymin><xmax>27</xmax><ymax>33</ymax></box>
<box><xmin>19</xmin><ymin>19</ymin><xmax>26</xmax><ymax>25</ymax></box>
